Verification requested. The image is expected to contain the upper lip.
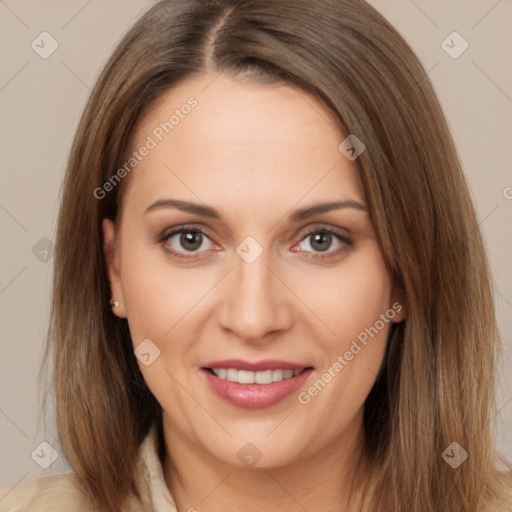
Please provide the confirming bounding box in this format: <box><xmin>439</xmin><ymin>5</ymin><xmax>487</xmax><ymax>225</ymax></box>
<box><xmin>202</xmin><ymin>359</ymin><xmax>312</xmax><ymax>372</ymax></box>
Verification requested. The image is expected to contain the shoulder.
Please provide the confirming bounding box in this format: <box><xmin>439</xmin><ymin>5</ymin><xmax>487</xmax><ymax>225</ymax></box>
<box><xmin>0</xmin><ymin>474</ymin><xmax>95</xmax><ymax>512</ymax></box>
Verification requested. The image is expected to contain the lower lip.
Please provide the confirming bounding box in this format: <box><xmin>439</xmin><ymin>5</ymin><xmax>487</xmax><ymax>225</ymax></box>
<box><xmin>202</xmin><ymin>368</ymin><xmax>313</xmax><ymax>409</ymax></box>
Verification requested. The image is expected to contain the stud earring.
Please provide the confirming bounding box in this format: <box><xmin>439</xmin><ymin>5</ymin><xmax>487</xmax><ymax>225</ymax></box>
<box><xmin>110</xmin><ymin>300</ymin><xmax>120</xmax><ymax>308</ymax></box>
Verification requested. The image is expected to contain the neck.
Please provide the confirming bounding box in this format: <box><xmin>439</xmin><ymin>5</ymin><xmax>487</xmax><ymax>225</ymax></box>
<box><xmin>163</xmin><ymin>411</ymin><xmax>369</xmax><ymax>512</ymax></box>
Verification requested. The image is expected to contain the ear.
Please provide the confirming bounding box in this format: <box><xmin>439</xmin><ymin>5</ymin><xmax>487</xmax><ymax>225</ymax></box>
<box><xmin>103</xmin><ymin>218</ymin><xmax>127</xmax><ymax>318</ymax></box>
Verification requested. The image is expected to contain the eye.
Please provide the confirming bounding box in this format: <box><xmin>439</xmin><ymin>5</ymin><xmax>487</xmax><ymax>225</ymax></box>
<box><xmin>159</xmin><ymin>227</ymin><xmax>216</xmax><ymax>257</ymax></box>
<box><xmin>293</xmin><ymin>228</ymin><xmax>352</xmax><ymax>257</ymax></box>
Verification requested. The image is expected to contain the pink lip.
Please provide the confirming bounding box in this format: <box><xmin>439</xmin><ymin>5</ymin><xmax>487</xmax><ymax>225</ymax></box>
<box><xmin>201</xmin><ymin>360</ymin><xmax>313</xmax><ymax>409</ymax></box>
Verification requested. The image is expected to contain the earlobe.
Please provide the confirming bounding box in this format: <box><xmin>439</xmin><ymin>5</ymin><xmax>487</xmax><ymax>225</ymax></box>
<box><xmin>390</xmin><ymin>289</ymin><xmax>407</xmax><ymax>323</ymax></box>
<box><xmin>391</xmin><ymin>303</ymin><xmax>406</xmax><ymax>323</ymax></box>
<box><xmin>102</xmin><ymin>218</ymin><xmax>127</xmax><ymax>318</ymax></box>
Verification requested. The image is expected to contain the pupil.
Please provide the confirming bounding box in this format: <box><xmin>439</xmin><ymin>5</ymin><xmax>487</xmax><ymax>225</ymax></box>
<box><xmin>181</xmin><ymin>231</ymin><xmax>202</xmax><ymax>251</ymax></box>
<box><xmin>311</xmin><ymin>232</ymin><xmax>331</xmax><ymax>252</ymax></box>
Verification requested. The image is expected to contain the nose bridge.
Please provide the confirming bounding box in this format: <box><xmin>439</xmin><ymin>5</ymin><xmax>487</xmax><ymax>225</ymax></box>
<box><xmin>218</xmin><ymin>248</ymin><xmax>290</xmax><ymax>340</ymax></box>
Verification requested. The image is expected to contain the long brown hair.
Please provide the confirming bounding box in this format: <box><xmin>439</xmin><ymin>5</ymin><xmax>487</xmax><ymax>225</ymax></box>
<box><xmin>46</xmin><ymin>0</ymin><xmax>512</xmax><ymax>510</ymax></box>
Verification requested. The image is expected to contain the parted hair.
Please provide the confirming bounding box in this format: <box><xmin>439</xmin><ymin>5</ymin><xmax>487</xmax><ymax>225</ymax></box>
<box><xmin>46</xmin><ymin>0</ymin><xmax>512</xmax><ymax>510</ymax></box>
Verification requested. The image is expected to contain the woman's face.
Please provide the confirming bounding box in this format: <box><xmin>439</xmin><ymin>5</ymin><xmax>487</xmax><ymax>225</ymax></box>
<box><xmin>104</xmin><ymin>73</ymin><xmax>401</xmax><ymax>468</ymax></box>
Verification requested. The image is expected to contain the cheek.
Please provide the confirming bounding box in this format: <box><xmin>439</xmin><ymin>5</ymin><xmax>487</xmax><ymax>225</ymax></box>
<box><xmin>118</xmin><ymin>248</ymin><xmax>208</xmax><ymax>412</ymax></box>
<box><xmin>120</xmin><ymin>267</ymin><xmax>171</xmax><ymax>345</ymax></box>
<box><xmin>118</xmin><ymin>237</ymin><xmax>213</xmax><ymax>345</ymax></box>
<box><xmin>293</xmin><ymin>243</ymin><xmax>393</xmax><ymax>414</ymax></box>
<box><xmin>297</xmin><ymin>242</ymin><xmax>393</xmax><ymax>344</ymax></box>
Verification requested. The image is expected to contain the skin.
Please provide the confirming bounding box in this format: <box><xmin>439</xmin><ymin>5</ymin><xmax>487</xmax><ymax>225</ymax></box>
<box><xmin>104</xmin><ymin>73</ymin><xmax>404</xmax><ymax>512</ymax></box>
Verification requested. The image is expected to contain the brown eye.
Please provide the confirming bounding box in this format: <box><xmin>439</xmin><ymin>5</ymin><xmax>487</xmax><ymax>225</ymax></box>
<box><xmin>180</xmin><ymin>231</ymin><xmax>203</xmax><ymax>251</ymax></box>
<box><xmin>309</xmin><ymin>231</ymin><xmax>332</xmax><ymax>252</ymax></box>
<box><xmin>294</xmin><ymin>228</ymin><xmax>352</xmax><ymax>258</ymax></box>
<box><xmin>160</xmin><ymin>228</ymin><xmax>215</xmax><ymax>256</ymax></box>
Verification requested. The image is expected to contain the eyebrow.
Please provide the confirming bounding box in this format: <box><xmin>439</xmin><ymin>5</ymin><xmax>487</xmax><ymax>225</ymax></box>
<box><xmin>144</xmin><ymin>198</ymin><xmax>367</xmax><ymax>221</ymax></box>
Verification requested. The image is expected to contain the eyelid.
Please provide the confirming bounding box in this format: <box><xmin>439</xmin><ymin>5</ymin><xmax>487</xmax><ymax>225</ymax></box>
<box><xmin>157</xmin><ymin>223</ymin><xmax>215</xmax><ymax>243</ymax></box>
<box><xmin>291</xmin><ymin>224</ymin><xmax>353</xmax><ymax>258</ymax></box>
<box><xmin>156</xmin><ymin>224</ymin><xmax>220</xmax><ymax>260</ymax></box>
<box><xmin>296</xmin><ymin>223</ymin><xmax>351</xmax><ymax>242</ymax></box>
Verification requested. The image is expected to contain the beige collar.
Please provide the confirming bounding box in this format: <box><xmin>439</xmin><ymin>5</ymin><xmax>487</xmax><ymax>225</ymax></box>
<box><xmin>135</xmin><ymin>427</ymin><xmax>177</xmax><ymax>512</ymax></box>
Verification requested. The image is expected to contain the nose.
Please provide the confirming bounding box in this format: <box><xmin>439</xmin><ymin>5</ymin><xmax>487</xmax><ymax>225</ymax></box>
<box><xmin>217</xmin><ymin>251</ymin><xmax>293</xmax><ymax>343</ymax></box>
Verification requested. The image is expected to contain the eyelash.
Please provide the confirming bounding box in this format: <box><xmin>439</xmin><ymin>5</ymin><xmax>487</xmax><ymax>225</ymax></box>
<box><xmin>156</xmin><ymin>224</ymin><xmax>353</xmax><ymax>261</ymax></box>
<box><xmin>157</xmin><ymin>225</ymin><xmax>215</xmax><ymax>260</ymax></box>
<box><xmin>297</xmin><ymin>227</ymin><xmax>352</xmax><ymax>260</ymax></box>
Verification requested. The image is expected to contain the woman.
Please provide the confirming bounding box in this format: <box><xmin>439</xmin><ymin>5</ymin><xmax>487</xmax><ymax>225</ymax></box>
<box><xmin>1</xmin><ymin>0</ymin><xmax>510</xmax><ymax>510</ymax></box>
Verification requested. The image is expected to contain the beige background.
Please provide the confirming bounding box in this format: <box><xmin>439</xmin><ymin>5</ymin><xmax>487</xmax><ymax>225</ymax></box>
<box><xmin>0</xmin><ymin>0</ymin><xmax>511</xmax><ymax>489</ymax></box>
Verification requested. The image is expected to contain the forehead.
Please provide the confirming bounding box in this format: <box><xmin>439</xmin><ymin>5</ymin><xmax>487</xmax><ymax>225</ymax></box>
<box><xmin>122</xmin><ymin>73</ymin><xmax>365</xmax><ymax>218</ymax></box>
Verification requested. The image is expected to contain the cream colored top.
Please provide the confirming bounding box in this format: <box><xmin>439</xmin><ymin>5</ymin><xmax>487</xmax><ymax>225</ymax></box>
<box><xmin>1</xmin><ymin>431</ymin><xmax>511</xmax><ymax>511</ymax></box>
<box><xmin>0</xmin><ymin>429</ymin><xmax>177</xmax><ymax>512</ymax></box>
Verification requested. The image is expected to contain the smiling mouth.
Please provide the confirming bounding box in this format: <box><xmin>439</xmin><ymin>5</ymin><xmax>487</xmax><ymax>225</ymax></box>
<box><xmin>201</xmin><ymin>361</ymin><xmax>315</xmax><ymax>409</ymax></box>
<box><xmin>203</xmin><ymin>367</ymin><xmax>310</xmax><ymax>384</ymax></box>
<box><xmin>200</xmin><ymin>359</ymin><xmax>314</xmax><ymax>408</ymax></box>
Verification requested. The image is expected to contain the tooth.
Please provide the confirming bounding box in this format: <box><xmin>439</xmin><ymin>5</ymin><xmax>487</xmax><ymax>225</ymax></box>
<box><xmin>238</xmin><ymin>370</ymin><xmax>255</xmax><ymax>384</ymax></box>
<box><xmin>255</xmin><ymin>370</ymin><xmax>273</xmax><ymax>384</ymax></box>
<box><xmin>226</xmin><ymin>368</ymin><xmax>238</xmax><ymax>382</ymax></box>
<box><xmin>272</xmin><ymin>369</ymin><xmax>284</xmax><ymax>382</ymax></box>
<box><xmin>211</xmin><ymin>368</ymin><xmax>303</xmax><ymax>384</ymax></box>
